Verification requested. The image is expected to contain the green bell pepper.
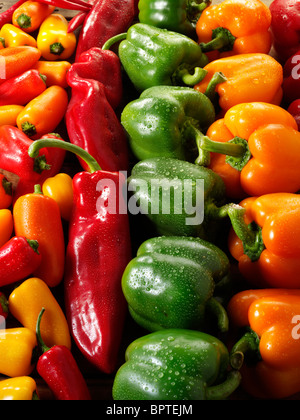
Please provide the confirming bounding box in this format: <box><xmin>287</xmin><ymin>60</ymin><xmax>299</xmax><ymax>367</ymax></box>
<box><xmin>128</xmin><ymin>156</ymin><xmax>239</xmax><ymax>239</ymax></box>
<box><xmin>121</xmin><ymin>85</ymin><xmax>217</xmax><ymax>163</ymax></box>
<box><xmin>112</xmin><ymin>329</ymin><xmax>241</xmax><ymax>400</ymax></box>
<box><xmin>121</xmin><ymin>236</ymin><xmax>230</xmax><ymax>333</ymax></box>
<box><xmin>138</xmin><ymin>0</ymin><xmax>211</xmax><ymax>38</ymax></box>
<box><xmin>102</xmin><ymin>23</ymin><xmax>209</xmax><ymax>92</ymax></box>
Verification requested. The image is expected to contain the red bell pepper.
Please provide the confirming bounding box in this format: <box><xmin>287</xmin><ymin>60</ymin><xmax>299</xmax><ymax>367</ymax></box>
<box><xmin>0</xmin><ymin>69</ymin><xmax>46</xmax><ymax>106</ymax></box>
<box><xmin>270</xmin><ymin>0</ymin><xmax>300</xmax><ymax>63</ymax></box>
<box><xmin>65</xmin><ymin>48</ymin><xmax>128</xmax><ymax>172</ymax></box>
<box><xmin>288</xmin><ymin>99</ymin><xmax>300</xmax><ymax>130</ymax></box>
<box><xmin>282</xmin><ymin>50</ymin><xmax>300</xmax><ymax>105</ymax></box>
<box><xmin>29</xmin><ymin>139</ymin><xmax>131</xmax><ymax>375</ymax></box>
<box><xmin>0</xmin><ymin>236</ymin><xmax>41</xmax><ymax>288</ymax></box>
<box><xmin>36</xmin><ymin>308</ymin><xmax>91</xmax><ymax>400</ymax></box>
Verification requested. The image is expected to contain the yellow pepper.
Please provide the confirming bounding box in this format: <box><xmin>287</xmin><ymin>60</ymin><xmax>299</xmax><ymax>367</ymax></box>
<box><xmin>42</xmin><ymin>173</ymin><xmax>74</xmax><ymax>221</ymax></box>
<box><xmin>0</xmin><ymin>105</ymin><xmax>24</xmax><ymax>126</ymax></box>
<box><xmin>0</xmin><ymin>328</ymin><xmax>37</xmax><ymax>377</ymax></box>
<box><xmin>0</xmin><ymin>377</ymin><xmax>38</xmax><ymax>400</ymax></box>
<box><xmin>9</xmin><ymin>277</ymin><xmax>71</xmax><ymax>350</ymax></box>
<box><xmin>0</xmin><ymin>23</ymin><xmax>37</xmax><ymax>48</ymax></box>
<box><xmin>37</xmin><ymin>14</ymin><xmax>77</xmax><ymax>61</ymax></box>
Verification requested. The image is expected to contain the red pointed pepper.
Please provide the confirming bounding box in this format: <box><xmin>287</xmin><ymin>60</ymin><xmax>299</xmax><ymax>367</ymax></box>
<box><xmin>0</xmin><ymin>236</ymin><xmax>41</xmax><ymax>288</ymax></box>
<box><xmin>36</xmin><ymin>308</ymin><xmax>91</xmax><ymax>401</ymax></box>
<box><xmin>29</xmin><ymin>139</ymin><xmax>131</xmax><ymax>374</ymax></box>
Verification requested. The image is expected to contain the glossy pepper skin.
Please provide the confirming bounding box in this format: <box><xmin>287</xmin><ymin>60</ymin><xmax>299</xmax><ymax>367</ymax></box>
<box><xmin>194</xmin><ymin>53</ymin><xmax>283</xmax><ymax>111</ymax></box>
<box><xmin>103</xmin><ymin>23</ymin><xmax>208</xmax><ymax>92</ymax></box>
<box><xmin>36</xmin><ymin>309</ymin><xmax>91</xmax><ymax>400</ymax></box>
<box><xmin>122</xmin><ymin>236</ymin><xmax>230</xmax><ymax>333</ymax></box>
<box><xmin>0</xmin><ymin>209</ymin><xmax>13</xmax><ymax>248</ymax></box>
<box><xmin>0</xmin><ymin>23</ymin><xmax>37</xmax><ymax>48</ymax></box>
<box><xmin>66</xmin><ymin>48</ymin><xmax>128</xmax><ymax>172</ymax></box>
<box><xmin>33</xmin><ymin>60</ymin><xmax>71</xmax><ymax>88</ymax></box>
<box><xmin>12</xmin><ymin>0</ymin><xmax>55</xmax><ymax>33</ymax></box>
<box><xmin>128</xmin><ymin>157</ymin><xmax>242</xmax><ymax>240</ymax></box>
<box><xmin>228</xmin><ymin>193</ymin><xmax>300</xmax><ymax>289</ymax></box>
<box><xmin>0</xmin><ymin>237</ymin><xmax>41</xmax><ymax>288</ymax></box>
<box><xmin>228</xmin><ymin>289</ymin><xmax>300</xmax><ymax>399</ymax></box>
<box><xmin>196</xmin><ymin>0</ymin><xmax>272</xmax><ymax>60</ymax></box>
<box><xmin>13</xmin><ymin>185</ymin><xmax>65</xmax><ymax>288</ymax></box>
<box><xmin>282</xmin><ymin>51</ymin><xmax>300</xmax><ymax>105</ymax></box>
<box><xmin>138</xmin><ymin>0</ymin><xmax>211</xmax><ymax>38</ymax></box>
<box><xmin>113</xmin><ymin>329</ymin><xmax>241</xmax><ymax>400</ymax></box>
<box><xmin>29</xmin><ymin>139</ymin><xmax>132</xmax><ymax>375</ymax></box>
<box><xmin>288</xmin><ymin>99</ymin><xmax>300</xmax><ymax>131</ymax></box>
<box><xmin>0</xmin><ymin>46</ymin><xmax>41</xmax><ymax>84</ymax></box>
<box><xmin>0</xmin><ymin>376</ymin><xmax>38</xmax><ymax>400</ymax></box>
<box><xmin>0</xmin><ymin>105</ymin><xmax>24</xmax><ymax>126</ymax></box>
<box><xmin>121</xmin><ymin>86</ymin><xmax>216</xmax><ymax>163</ymax></box>
<box><xmin>270</xmin><ymin>0</ymin><xmax>300</xmax><ymax>63</ymax></box>
<box><xmin>42</xmin><ymin>173</ymin><xmax>74</xmax><ymax>221</ymax></box>
<box><xmin>196</xmin><ymin>102</ymin><xmax>299</xmax><ymax>199</ymax></box>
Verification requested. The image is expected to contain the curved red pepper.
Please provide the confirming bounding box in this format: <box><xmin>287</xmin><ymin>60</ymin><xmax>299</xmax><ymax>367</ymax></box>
<box><xmin>29</xmin><ymin>139</ymin><xmax>131</xmax><ymax>375</ymax></box>
<box><xmin>36</xmin><ymin>308</ymin><xmax>91</xmax><ymax>401</ymax></box>
<box><xmin>0</xmin><ymin>236</ymin><xmax>41</xmax><ymax>287</ymax></box>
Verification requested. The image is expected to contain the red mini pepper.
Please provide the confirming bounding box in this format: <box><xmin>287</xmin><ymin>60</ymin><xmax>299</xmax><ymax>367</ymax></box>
<box><xmin>66</xmin><ymin>48</ymin><xmax>128</xmax><ymax>172</ymax></box>
<box><xmin>288</xmin><ymin>99</ymin><xmax>300</xmax><ymax>130</ymax></box>
<box><xmin>36</xmin><ymin>308</ymin><xmax>91</xmax><ymax>400</ymax></box>
<box><xmin>0</xmin><ymin>236</ymin><xmax>41</xmax><ymax>288</ymax></box>
<box><xmin>29</xmin><ymin>139</ymin><xmax>131</xmax><ymax>375</ymax></box>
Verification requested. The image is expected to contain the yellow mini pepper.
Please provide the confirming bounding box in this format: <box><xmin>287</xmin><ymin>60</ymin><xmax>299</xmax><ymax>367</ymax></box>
<box><xmin>9</xmin><ymin>277</ymin><xmax>71</xmax><ymax>350</ymax></box>
<box><xmin>0</xmin><ymin>24</ymin><xmax>37</xmax><ymax>48</ymax></box>
<box><xmin>0</xmin><ymin>105</ymin><xmax>24</xmax><ymax>126</ymax></box>
<box><xmin>37</xmin><ymin>14</ymin><xmax>77</xmax><ymax>61</ymax></box>
<box><xmin>42</xmin><ymin>173</ymin><xmax>74</xmax><ymax>221</ymax></box>
<box><xmin>0</xmin><ymin>377</ymin><xmax>38</xmax><ymax>400</ymax></box>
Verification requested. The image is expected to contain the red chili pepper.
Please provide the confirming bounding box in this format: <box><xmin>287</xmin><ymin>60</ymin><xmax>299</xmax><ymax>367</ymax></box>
<box><xmin>39</xmin><ymin>0</ymin><xmax>92</xmax><ymax>12</ymax></box>
<box><xmin>0</xmin><ymin>292</ymin><xmax>8</xmax><ymax>322</ymax></box>
<box><xmin>65</xmin><ymin>48</ymin><xmax>128</xmax><ymax>172</ymax></box>
<box><xmin>36</xmin><ymin>308</ymin><xmax>91</xmax><ymax>400</ymax></box>
<box><xmin>288</xmin><ymin>99</ymin><xmax>300</xmax><ymax>131</ymax></box>
<box><xmin>0</xmin><ymin>236</ymin><xmax>41</xmax><ymax>288</ymax></box>
<box><xmin>282</xmin><ymin>50</ymin><xmax>300</xmax><ymax>105</ymax></box>
<box><xmin>0</xmin><ymin>69</ymin><xmax>46</xmax><ymax>106</ymax></box>
<box><xmin>29</xmin><ymin>139</ymin><xmax>131</xmax><ymax>375</ymax></box>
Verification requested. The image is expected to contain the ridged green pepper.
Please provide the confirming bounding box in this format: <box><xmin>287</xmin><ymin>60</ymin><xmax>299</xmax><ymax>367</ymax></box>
<box><xmin>128</xmin><ymin>157</ymin><xmax>237</xmax><ymax>239</ymax></box>
<box><xmin>122</xmin><ymin>236</ymin><xmax>230</xmax><ymax>333</ymax></box>
<box><xmin>102</xmin><ymin>23</ymin><xmax>208</xmax><ymax>92</ymax></box>
<box><xmin>113</xmin><ymin>329</ymin><xmax>241</xmax><ymax>400</ymax></box>
<box><xmin>121</xmin><ymin>85</ymin><xmax>216</xmax><ymax>163</ymax></box>
<box><xmin>138</xmin><ymin>0</ymin><xmax>211</xmax><ymax>37</ymax></box>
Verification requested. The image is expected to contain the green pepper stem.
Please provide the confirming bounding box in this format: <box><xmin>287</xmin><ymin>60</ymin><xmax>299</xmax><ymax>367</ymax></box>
<box><xmin>206</xmin><ymin>371</ymin><xmax>241</xmax><ymax>400</ymax></box>
<box><xmin>200</xmin><ymin>27</ymin><xmax>236</xmax><ymax>53</ymax></box>
<box><xmin>204</xmin><ymin>71</ymin><xmax>227</xmax><ymax>103</ymax></box>
<box><xmin>50</xmin><ymin>42</ymin><xmax>65</xmax><ymax>56</ymax></box>
<box><xmin>180</xmin><ymin>67</ymin><xmax>208</xmax><ymax>86</ymax></box>
<box><xmin>36</xmin><ymin>308</ymin><xmax>51</xmax><ymax>354</ymax></box>
<box><xmin>227</xmin><ymin>205</ymin><xmax>265</xmax><ymax>262</ymax></box>
<box><xmin>102</xmin><ymin>32</ymin><xmax>127</xmax><ymax>50</ymax></box>
<box><xmin>28</xmin><ymin>139</ymin><xmax>102</xmax><ymax>173</ymax></box>
<box><xmin>16</xmin><ymin>13</ymin><xmax>31</xmax><ymax>29</ymax></box>
<box><xmin>26</xmin><ymin>238</ymin><xmax>40</xmax><ymax>254</ymax></box>
<box><xmin>230</xmin><ymin>329</ymin><xmax>261</xmax><ymax>370</ymax></box>
<box><xmin>206</xmin><ymin>297</ymin><xmax>229</xmax><ymax>333</ymax></box>
<box><xmin>189</xmin><ymin>0</ymin><xmax>211</xmax><ymax>13</ymax></box>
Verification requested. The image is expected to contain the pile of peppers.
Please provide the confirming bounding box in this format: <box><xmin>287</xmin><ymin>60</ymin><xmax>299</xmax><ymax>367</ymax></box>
<box><xmin>0</xmin><ymin>0</ymin><xmax>300</xmax><ymax>402</ymax></box>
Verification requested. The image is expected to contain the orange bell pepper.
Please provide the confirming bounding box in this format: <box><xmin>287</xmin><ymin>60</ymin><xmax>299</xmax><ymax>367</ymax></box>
<box><xmin>12</xmin><ymin>0</ymin><xmax>55</xmax><ymax>33</ymax></box>
<box><xmin>0</xmin><ymin>376</ymin><xmax>38</xmax><ymax>400</ymax></box>
<box><xmin>0</xmin><ymin>208</ymin><xmax>13</xmax><ymax>248</ymax></box>
<box><xmin>0</xmin><ymin>173</ymin><xmax>13</xmax><ymax>209</ymax></box>
<box><xmin>194</xmin><ymin>54</ymin><xmax>283</xmax><ymax>111</ymax></box>
<box><xmin>227</xmin><ymin>193</ymin><xmax>300</xmax><ymax>289</ymax></box>
<box><xmin>197</xmin><ymin>102</ymin><xmax>299</xmax><ymax>199</ymax></box>
<box><xmin>33</xmin><ymin>60</ymin><xmax>72</xmax><ymax>88</ymax></box>
<box><xmin>0</xmin><ymin>46</ymin><xmax>41</xmax><ymax>84</ymax></box>
<box><xmin>13</xmin><ymin>185</ymin><xmax>65</xmax><ymax>288</ymax></box>
<box><xmin>0</xmin><ymin>24</ymin><xmax>37</xmax><ymax>48</ymax></box>
<box><xmin>0</xmin><ymin>105</ymin><xmax>24</xmax><ymax>126</ymax></box>
<box><xmin>42</xmin><ymin>173</ymin><xmax>74</xmax><ymax>221</ymax></box>
<box><xmin>228</xmin><ymin>289</ymin><xmax>300</xmax><ymax>399</ymax></box>
<box><xmin>16</xmin><ymin>85</ymin><xmax>69</xmax><ymax>139</ymax></box>
<box><xmin>196</xmin><ymin>0</ymin><xmax>272</xmax><ymax>60</ymax></box>
<box><xmin>9</xmin><ymin>277</ymin><xmax>71</xmax><ymax>349</ymax></box>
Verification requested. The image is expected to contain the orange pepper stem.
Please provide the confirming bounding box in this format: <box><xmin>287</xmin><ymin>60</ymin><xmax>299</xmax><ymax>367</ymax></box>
<box><xmin>230</xmin><ymin>329</ymin><xmax>261</xmax><ymax>370</ymax></box>
<box><xmin>200</xmin><ymin>27</ymin><xmax>236</xmax><ymax>53</ymax></box>
<box><xmin>204</xmin><ymin>71</ymin><xmax>227</xmax><ymax>103</ymax></box>
<box><xmin>227</xmin><ymin>205</ymin><xmax>265</xmax><ymax>262</ymax></box>
<box><xmin>36</xmin><ymin>308</ymin><xmax>50</xmax><ymax>354</ymax></box>
<box><xmin>16</xmin><ymin>12</ymin><xmax>31</xmax><ymax>29</ymax></box>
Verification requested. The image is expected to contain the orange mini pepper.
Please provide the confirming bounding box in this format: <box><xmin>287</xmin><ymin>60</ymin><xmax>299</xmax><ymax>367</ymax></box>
<box><xmin>0</xmin><ymin>376</ymin><xmax>38</xmax><ymax>400</ymax></box>
<box><xmin>0</xmin><ymin>46</ymin><xmax>41</xmax><ymax>84</ymax></box>
<box><xmin>42</xmin><ymin>173</ymin><xmax>74</xmax><ymax>221</ymax></box>
<box><xmin>12</xmin><ymin>0</ymin><xmax>55</xmax><ymax>33</ymax></box>
<box><xmin>0</xmin><ymin>208</ymin><xmax>13</xmax><ymax>248</ymax></box>
<box><xmin>227</xmin><ymin>193</ymin><xmax>300</xmax><ymax>289</ymax></box>
<box><xmin>196</xmin><ymin>102</ymin><xmax>299</xmax><ymax>199</ymax></box>
<box><xmin>196</xmin><ymin>0</ymin><xmax>272</xmax><ymax>60</ymax></box>
<box><xmin>228</xmin><ymin>289</ymin><xmax>300</xmax><ymax>399</ymax></box>
<box><xmin>33</xmin><ymin>60</ymin><xmax>72</xmax><ymax>88</ymax></box>
<box><xmin>13</xmin><ymin>185</ymin><xmax>65</xmax><ymax>288</ymax></box>
<box><xmin>0</xmin><ymin>24</ymin><xmax>37</xmax><ymax>48</ymax></box>
<box><xmin>194</xmin><ymin>54</ymin><xmax>283</xmax><ymax>111</ymax></box>
<box><xmin>0</xmin><ymin>105</ymin><xmax>24</xmax><ymax>127</ymax></box>
<box><xmin>9</xmin><ymin>277</ymin><xmax>71</xmax><ymax>349</ymax></box>
<box><xmin>0</xmin><ymin>173</ymin><xmax>12</xmax><ymax>209</ymax></box>
<box><xmin>16</xmin><ymin>85</ymin><xmax>69</xmax><ymax>139</ymax></box>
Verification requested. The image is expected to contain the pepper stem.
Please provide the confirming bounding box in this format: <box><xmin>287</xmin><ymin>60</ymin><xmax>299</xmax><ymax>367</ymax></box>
<box><xmin>36</xmin><ymin>308</ymin><xmax>50</xmax><ymax>354</ymax></box>
<box><xmin>189</xmin><ymin>0</ymin><xmax>212</xmax><ymax>13</ymax></box>
<box><xmin>50</xmin><ymin>42</ymin><xmax>65</xmax><ymax>56</ymax></box>
<box><xmin>206</xmin><ymin>371</ymin><xmax>241</xmax><ymax>400</ymax></box>
<box><xmin>206</xmin><ymin>297</ymin><xmax>229</xmax><ymax>333</ymax></box>
<box><xmin>26</xmin><ymin>238</ymin><xmax>40</xmax><ymax>254</ymax></box>
<box><xmin>16</xmin><ymin>13</ymin><xmax>31</xmax><ymax>29</ymax></box>
<box><xmin>102</xmin><ymin>32</ymin><xmax>127</xmax><ymax>50</ymax></box>
<box><xmin>227</xmin><ymin>205</ymin><xmax>265</xmax><ymax>262</ymax></box>
<box><xmin>200</xmin><ymin>27</ymin><xmax>236</xmax><ymax>53</ymax></box>
<box><xmin>204</xmin><ymin>71</ymin><xmax>227</xmax><ymax>103</ymax></box>
<box><xmin>28</xmin><ymin>139</ymin><xmax>102</xmax><ymax>173</ymax></box>
<box><xmin>181</xmin><ymin>67</ymin><xmax>208</xmax><ymax>86</ymax></box>
<box><xmin>230</xmin><ymin>329</ymin><xmax>261</xmax><ymax>370</ymax></box>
